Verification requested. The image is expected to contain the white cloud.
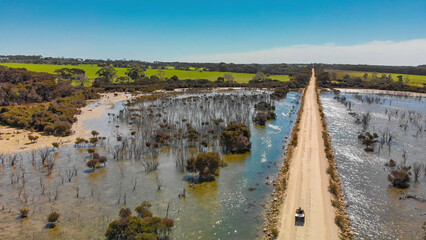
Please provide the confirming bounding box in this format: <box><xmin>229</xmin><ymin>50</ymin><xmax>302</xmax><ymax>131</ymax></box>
<box><xmin>179</xmin><ymin>39</ymin><xmax>426</xmax><ymax>66</ymax></box>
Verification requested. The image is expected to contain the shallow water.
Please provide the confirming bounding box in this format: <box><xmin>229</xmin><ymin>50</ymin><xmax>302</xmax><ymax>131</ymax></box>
<box><xmin>321</xmin><ymin>91</ymin><xmax>426</xmax><ymax>240</ymax></box>
<box><xmin>0</xmin><ymin>90</ymin><xmax>301</xmax><ymax>240</ymax></box>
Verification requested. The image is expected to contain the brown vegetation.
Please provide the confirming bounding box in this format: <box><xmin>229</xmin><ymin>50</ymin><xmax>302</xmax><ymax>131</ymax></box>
<box><xmin>220</xmin><ymin>122</ymin><xmax>251</xmax><ymax>154</ymax></box>
<box><xmin>186</xmin><ymin>152</ymin><xmax>221</xmax><ymax>182</ymax></box>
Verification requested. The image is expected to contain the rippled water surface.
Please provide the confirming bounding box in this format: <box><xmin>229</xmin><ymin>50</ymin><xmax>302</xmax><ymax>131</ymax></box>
<box><xmin>321</xmin><ymin>91</ymin><xmax>426</xmax><ymax>240</ymax></box>
<box><xmin>0</xmin><ymin>90</ymin><xmax>301</xmax><ymax>239</ymax></box>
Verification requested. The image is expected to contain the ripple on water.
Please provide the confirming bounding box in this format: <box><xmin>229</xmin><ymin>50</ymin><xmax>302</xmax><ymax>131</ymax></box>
<box><xmin>321</xmin><ymin>92</ymin><xmax>425</xmax><ymax>240</ymax></box>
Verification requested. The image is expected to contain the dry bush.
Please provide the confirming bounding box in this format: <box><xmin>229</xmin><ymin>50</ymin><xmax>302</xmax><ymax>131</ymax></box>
<box><xmin>19</xmin><ymin>208</ymin><xmax>29</xmax><ymax>218</ymax></box>
<box><xmin>47</xmin><ymin>212</ymin><xmax>60</xmax><ymax>225</ymax></box>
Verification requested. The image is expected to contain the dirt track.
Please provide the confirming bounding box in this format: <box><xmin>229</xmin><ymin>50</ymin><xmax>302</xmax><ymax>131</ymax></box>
<box><xmin>278</xmin><ymin>69</ymin><xmax>338</xmax><ymax>240</ymax></box>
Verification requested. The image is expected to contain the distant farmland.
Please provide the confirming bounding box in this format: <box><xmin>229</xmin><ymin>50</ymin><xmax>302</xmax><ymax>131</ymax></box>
<box><xmin>327</xmin><ymin>70</ymin><xmax>426</xmax><ymax>87</ymax></box>
<box><xmin>0</xmin><ymin>63</ymin><xmax>290</xmax><ymax>84</ymax></box>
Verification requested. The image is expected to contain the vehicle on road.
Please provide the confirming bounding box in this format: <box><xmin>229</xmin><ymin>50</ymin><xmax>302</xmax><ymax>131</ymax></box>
<box><xmin>295</xmin><ymin>207</ymin><xmax>305</xmax><ymax>224</ymax></box>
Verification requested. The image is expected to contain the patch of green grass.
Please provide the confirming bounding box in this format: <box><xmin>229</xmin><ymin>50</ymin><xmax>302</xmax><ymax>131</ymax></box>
<box><xmin>327</xmin><ymin>70</ymin><xmax>426</xmax><ymax>87</ymax></box>
<box><xmin>0</xmin><ymin>63</ymin><xmax>128</xmax><ymax>80</ymax></box>
<box><xmin>269</xmin><ymin>75</ymin><xmax>290</xmax><ymax>82</ymax></box>
<box><xmin>0</xmin><ymin>63</ymin><xmax>290</xmax><ymax>84</ymax></box>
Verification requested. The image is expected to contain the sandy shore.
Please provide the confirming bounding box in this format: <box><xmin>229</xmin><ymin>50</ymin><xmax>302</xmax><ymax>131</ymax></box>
<box><xmin>278</xmin><ymin>70</ymin><xmax>338</xmax><ymax>240</ymax></box>
<box><xmin>0</xmin><ymin>92</ymin><xmax>131</xmax><ymax>154</ymax></box>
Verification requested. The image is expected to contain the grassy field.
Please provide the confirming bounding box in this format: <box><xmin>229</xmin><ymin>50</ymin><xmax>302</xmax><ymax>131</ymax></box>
<box><xmin>327</xmin><ymin>70</ymin><xmax>426</xmax><ymax>87</ymax></box>
<box><xmin>0</xmin><ymin>63</ymin><xmax>290</xmax><ymax>84</ymax></box>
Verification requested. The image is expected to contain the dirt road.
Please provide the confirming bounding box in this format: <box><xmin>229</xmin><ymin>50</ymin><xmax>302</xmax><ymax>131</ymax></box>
<box><xmin>278</xmin><ymin>69</ymin><xmax>339</xmax><ymax>240</ymax></box>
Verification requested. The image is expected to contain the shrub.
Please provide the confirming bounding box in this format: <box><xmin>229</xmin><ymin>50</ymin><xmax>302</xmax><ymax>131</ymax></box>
<box><xmin>119</xmin><ymin>208</ymin><xmax>132</xmax><ymax>218</ymax></box>
<box><xmin>153</xmin><ymin>130</ymin><xmax>170</xmax><ymax>144</ymax></box>
<box><xmin>253</xmin><ymin>112</ymin><xmax>267</xmax><ymax>126</ymax></box>
<box><xmin>47</xmin><ymin>212</ymin><xmax>60</xmax><ymax>227</ymax></box>
<box><xmin>90</xmin><ymin>137</ymin><xmax>99</xmax><ymax>145</ymax></box>
<box><xmin>19</xmin><ymin>208</ymin><xmax>29</xmax><ymax>218</ymax></box>
<box><xmin>135</xmin><ymin>206</ymin><xmax>153</xmax><ymax>218</ymax></box>
<box><xmin>385</xmin><ymin>159</ymin><xmax>396</xmax><ymax>167</ymax></box>
<box><xmin>28</xmin><ymin>135</ymin><xmax>39</xmax><ymax>143</ymax></box>
<box><xmin>335</xmin><ymin>215</ymin><xmax>345</xmax><ymax>230</ymax></box>
<box><xmin>221</xmin><ymin>122</ymin><xmax>251</xmax><ymax>154</ymax></box>
<box><xmin>388</xmin><ymin>170</ymin><xmax>410</xmax><ymax>188</ymax></box>
<box><xmin>105</xmin><ymin>204</ymin><xmax>172</xmax><ymax>240</ymax></box>
<box><xmin>186</xmin><ymin>152</ymin><xmax>221</xmax><ymax>182</ymax></box>
<box><xmin>271</xmin><ymin>228</ymin><xmax>279</xmax><ymax>237</ymax></box>
<box><xmin>331</xmin><ymin>199</ymin><xmax>341</xmax><ymax>208</ymax></box>
<box><xmin>163</xmin><ymin>218</ymin><xmax>174</xmax><ymax>228</ymax></box>
<box><xmin>329</xmin><ymin>181</ymin><xmax>338</xmax><ymax>195</ymax></box>
<box><xmin>327</xmin><ymin>166</ymin><xmax>336</xmax><ymax>180</ymax></box>
<box><xmin>87</xmin><ymin>159</ymin><xmax>98</xmax><ymax>170</ymax></box>
<box><xmin>75</xmin><ymin>137</ymin><xmax>87</xmax><ymax>146</ymax></box>
<box><xmin>99</xmin><ymin>156</ymin><xmax>107</xmax><ymax>166</ymax></box>
<box><xmin>93</xmin><ymin>153</ymin><xmax>100</xmax><ymax>160</ymax></box>
<box><xmin>291</xmin><ymin>134</ymin><xmax>298</xmax><ymax>146</ymax></box>
<box><xmin>266</xmin><ymin>110</ymin><xmax>276</xmax><ymax>120</ymax></box>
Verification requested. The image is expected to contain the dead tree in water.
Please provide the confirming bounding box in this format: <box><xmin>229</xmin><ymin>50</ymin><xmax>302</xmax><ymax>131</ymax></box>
<box><xmin>361</xmin><ymin>112</ymin><xmax>371</xmax><ymax>132</ymax></box>
<box><xmin>9</xmin><ymin>154</ymin><xmax>20</xmax><ymax>167</ymax></box>
<box><xmin>402</xmin><ymin>148</ymin><xmax>408</xmax><ymax>166</ymax></box>
<box><xmin>40</xmin><ymin>177</ymin><xmax>46</xmax><ymax>195</ymax></box>
<box><xmin>66</xmin><ymin>168</ymin><xmax>77</xmax><ymax>182</ymax></box>
<box><xmin>46</xmin><ymin>157</ymin><xmax>55</xmax><ymax>175</ymax></box>
<box><xmin>0</xmin><ymin>153</ymin><xmax>5</xmax><ymax>167</ymax></box>
<box><xmin>38</xmin><ymin>148</ymin><xmax>51</xmax><ymax>166</ymax></box>
<box><xmin>380</xmin><ymin>128</ymin><xmax>393</xmax><ymax>156</ymax></box>
<box><xmin>412</xmin><ymin>162</ymin><xmax>421</xmax><ymax>182</ymax></box>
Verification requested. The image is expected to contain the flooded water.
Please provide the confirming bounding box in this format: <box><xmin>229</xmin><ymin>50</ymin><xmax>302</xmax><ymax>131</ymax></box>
<box><xmin>320</xmin><ymin>91</ymin><xmax>426</xmax><ymax>240</ymax></box>
<box><xmin>0</xmin><ymin>90</ymin><xmax>301</xmax><ymax>240</ymax></box>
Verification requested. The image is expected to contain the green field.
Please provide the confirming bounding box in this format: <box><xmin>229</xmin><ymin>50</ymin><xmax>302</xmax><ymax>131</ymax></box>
<box><xmin>327</xmin><ymin>70</ymin><xmax>426</xmax><ymax>87</ymax></box>
<box><xmin>0</xmin><ymin>63</ymin><xmax>290</xmax><ymax>84</ymax></box>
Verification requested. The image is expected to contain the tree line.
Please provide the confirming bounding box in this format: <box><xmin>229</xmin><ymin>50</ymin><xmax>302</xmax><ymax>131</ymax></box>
<box><xmin>0</xmin><ymin>55</ymin><xmax>309</xmax><ymax>75</ymax></box>
<box><xmin>315</xmin><ymin>68</ymin><xmax>425</xmax><ymax>93</ymax></box>
<box><xmin>316</xmin><ymin>63</ymin><xmax>426</xmax><ymax>76</ymax></box>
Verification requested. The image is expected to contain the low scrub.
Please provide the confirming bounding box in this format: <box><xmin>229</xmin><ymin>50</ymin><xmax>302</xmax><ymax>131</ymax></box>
<box><xmin>105</xmin><ymin>201</ymin><xmax>173</xmax><ymax>240</ymax></box>
<box><xmin>0</xmin><ymin>92</ymin><xmax>99</xmax><ymax>136</ymax></box>
<box><xmin>388</xmin><ymin>170</ymin><xmax>410</xmax><ymax>188</ymax></box>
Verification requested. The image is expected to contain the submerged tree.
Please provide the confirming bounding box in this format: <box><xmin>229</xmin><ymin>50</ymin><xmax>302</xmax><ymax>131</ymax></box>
<box><xmin>186</xmin><ymin>152</ymin><xmax>221</xmax><ymax>182</ymax></box>
<box><xmin>388</xmin><ymin>170</ymin><xmax>410</xmax><ymax>188</ymax></box>
<box><xmin>253</xmin><ymin>112</ymin><xmax>268</xmax><ymax>126</ymax></box>
<box><xmin>19</xmin><ymin>208</ymin><xmax>29</xmax><ymax>218</ymax></box>
<box><xmin>220</xmin><ymin>122</ymin><xmax>251</xmax><ymax>154</ymax></box>
<box><xmin>413</xmin><ymin>162</ymin><xmax>421</xmax><ymax>182</ymax></box>
<box><xmin>253</xmin><ymin>101</ymin><xmax>276</xmax><ymax>126</ymax></box>
<box><xmin>47</xmin><ymin>212</ymin><xmax>60</xmax><ymax>228</ymax></box>
<box><xmin>135</xmin><ymin>201</ymin><xmax>153</xmax><ymax>218</ymax></box>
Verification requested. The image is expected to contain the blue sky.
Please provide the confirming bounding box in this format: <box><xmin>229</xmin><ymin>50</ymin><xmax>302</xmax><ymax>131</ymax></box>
<box><xmin>0</xmin><ymin>0</ymin><xmax>425</xmax><ymax>64</ymax></box>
